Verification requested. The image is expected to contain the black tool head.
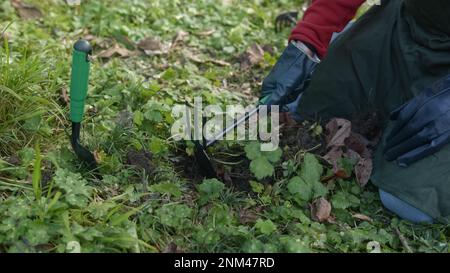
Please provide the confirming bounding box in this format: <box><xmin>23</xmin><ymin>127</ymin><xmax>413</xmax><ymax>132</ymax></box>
<box><xmin>275</xmin><ymin>11</ymin><xmax>299</xmax><ymax>32</ymax></box>
<box><xmin>193</xmin><ymin>140</ymin><xmax>217</xmax><ymax>178</ymax></box>
<box><xmin>71</xmin><ymin>122</ymin><xmax>98</xmax><ymax>170</ymax></box>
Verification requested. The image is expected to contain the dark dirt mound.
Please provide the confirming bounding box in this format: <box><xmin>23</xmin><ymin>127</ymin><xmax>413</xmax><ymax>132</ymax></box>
<box><xmin>126</xmin><ymin>149</ymin><xmax>154</xmax><ymax>174</ymax></box>
<box><xmin>174</xmin><ymin>112</ymin><xmax>382</xmax><ymax>192</ymax></box>
<box><xmin>351</xmin><ymin>112</ymin><xmax>382</xmax><ymax>143</ymax></box>
<box><xmin>279</xmin><ymin>120</ymin><xmax>327</xmax><ymax>158</ymax></box>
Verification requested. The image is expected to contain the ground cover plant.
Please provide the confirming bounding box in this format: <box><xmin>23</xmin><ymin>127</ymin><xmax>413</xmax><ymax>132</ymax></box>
<box><xmin>0</xmin><ymin>0</ymin><xmax>449</xmax><ymax>253</ymax></box>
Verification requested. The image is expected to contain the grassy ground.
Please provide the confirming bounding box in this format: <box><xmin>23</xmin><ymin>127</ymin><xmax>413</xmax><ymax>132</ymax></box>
<box><xmin>0</xmin><ymin>0</ymin><xmax>449</xmax><ymax>253</ymax></box>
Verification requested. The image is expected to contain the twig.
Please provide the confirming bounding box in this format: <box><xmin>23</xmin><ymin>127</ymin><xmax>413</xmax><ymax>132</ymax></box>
<box><xmin>394</xmin><ymin>227</ymin><xmax>413</xmax><ymax>253</ymax></box>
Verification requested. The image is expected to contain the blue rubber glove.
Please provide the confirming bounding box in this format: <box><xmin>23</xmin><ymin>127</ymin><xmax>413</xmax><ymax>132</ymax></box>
<box><xmin>260</xmin><ymin>40</ymin><xmax>320</xmax><ymax>107</ymax></box>
<box><xmin>384</xmin><ymin>75</ymin><xmax>450</xmax><ymax>167</ymax></box>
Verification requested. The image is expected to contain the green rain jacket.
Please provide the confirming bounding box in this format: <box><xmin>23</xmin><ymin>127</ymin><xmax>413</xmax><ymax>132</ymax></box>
<box><xmin>297</xmin><ymin>0</ymin><xmax>450</xmax><ymax>222</ymax></box>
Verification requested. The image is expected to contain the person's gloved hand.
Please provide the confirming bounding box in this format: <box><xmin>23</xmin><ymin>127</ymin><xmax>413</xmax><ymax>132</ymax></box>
<box><xmin>384</xmin><ymin>75</ymin><xmax>450</xmax><ymax>167</ymax></box>
<box><xmin>260</xmin><ymin>40</ymin><xmax>320</xmax><ymax>107</ymax></box>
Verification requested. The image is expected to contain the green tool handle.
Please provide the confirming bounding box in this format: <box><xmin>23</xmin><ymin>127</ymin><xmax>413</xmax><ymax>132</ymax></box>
<box><xmin>70</xmin><ymin>39</ymin><xmax>92</xmax><ymax>123</ymax></box>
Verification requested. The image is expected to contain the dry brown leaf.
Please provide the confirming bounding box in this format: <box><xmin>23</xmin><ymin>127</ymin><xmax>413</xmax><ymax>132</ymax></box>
<box><xmin>170</xmin><ymin>30</ymin><xmax>189</xmax><ymax>50</ymax></box>
<box><xmin>352</xmin><ymin>213</ymin><xmax>373</xmax><ymax>222</ymax></box>
<box><xmin>137</xmin><ymin>37</ymin><xmax>169</xmax><ymax>56</ymax></box>
<box><xmin>83</xmin><ymin>34</ymin><xmax>97</xmax><ymax>42</ymax></box>
<box><xmin>137</xmin><ymin>37</ymin><xmax>162</xmax><ymax>51</ymax></box>
<box><xmin>162</xmin><ymin>242</ymin><xmax>183</xmax><ymax>253</ymax></box>
<box><xmin>11</xmin><ymin>0</ymin><xmax>43</xmax><ymax>20</ymax></box>
<box><xmin>325</xmin><ymin>118</ymin><xmax>351</xmax><ymax>148</ymax></box>
<box><xmin>183</xmin><ymin>49</ymin><xmax>206</xmax><ymax>63</ymax></box>
<box><xmin>239</xmin><ymin>43</ymin><xmax>265</xmax><ymax>70</ymax></box>
<box><xmin>345</xmin><ymin>132</ymin><xmax>372</xmax><ymax>159</ymax></box>
<box><xmin>323</xmin><ymin>146</ymin><xmax>343</xmax><ymax>174</ymax></box>
<box><xmin>355</xmin><ymin>157</ymin><xmax>372</xmax><ymax>187</ymax></box>
<box><xmin>96</xmin><ymin>44</ymin><xmax>136</xmax><ymax>59</ymax></box>
<box><xmin>322</xmin><ymin>117</ymin><xmax>374</xmax><ymax>187</ymax></box>
<box><xmin>197</xmin><ymin>29</ymin><xmax>216</xmax><ymax>37</ymax></box>
<box><xmin>311</xmin><ymin>197</ymin><xmax>332</xmax><ymax>223</ymax></box>
<box><xmin>239</xmin><ymin>209</ymin><xmax>260</xmax><ymax>225</ymax></box>
<box><xmin>60</xmin><ymin>87</ymin><xmax>70</xmax><ymax>106</ymax></box>
<box><xmin>208</xmin><ymin>58</ymin><xmax>231</xmax><ymax>66</ymax></box>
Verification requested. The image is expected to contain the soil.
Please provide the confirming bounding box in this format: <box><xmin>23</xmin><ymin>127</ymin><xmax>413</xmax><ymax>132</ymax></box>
<box><xmin>125</xmin><ymin>149</ymin><xmax>154</xmax><ymax>174</ymax></box>
<box><xmin>175</xmin><ymin>113</ymin><xmax>382</xmax><ymax>192</ymax></box>
<box><xmin>279</xmin><ymin>121</ymin><xmax>327</xmax><ymax>158</ymax></box>
<box><xmin>350</xmin><ymin>112</ymin><xmax>382</xmax><ymax>144</ymax></box>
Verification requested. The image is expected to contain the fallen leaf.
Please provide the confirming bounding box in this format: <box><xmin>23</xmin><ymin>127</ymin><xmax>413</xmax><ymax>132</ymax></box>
<box><xmin>352</xmin><ymin>213</ymin><xmax>373</xmax><ymax>222</ymax></box>
<box><xmin>184</xmin><ymin>50</ymin><xmax>205</xmax><ymax>63</ymax></box>
<box><xmin>11</xmin><ymin>0</ymin><xmax>43</xmax><ymax>20</ymax></box>
<box><xmin>83</xmin><ymin>34</ymin><xmax>97</xmax><ymax>42</ymax></box>
<box><xmin>239</xmin><ymin>209</ymin><xmax>260</xmax><ymax>224</ymax></box>
<box><xmin>60</xmin><ymin>87</ymin><xmax>70</xmax><ymax>106</ymax></box>
<box><xmin>239</xmin><ymin>43</ymin><xmax>265</xmax><ymax>70</ymax></box>
<box><xmin>354</xmin><ymin>157</ymin><xmax>372</xmax><ymax>187</ymax></box>
<box><xmin>137</xmin><ymin>37</ymin><xmax>169</xmax><ymax>56</ymax></box>
<box><xmin>96</xmin><ymin>44</ymin><xmax>136</xmax><ymax>59</ymax></box>
<box><xmin>323</xmin><ymin>146</ymin><xmax>343</xmax><ymax>174</ymax></box>
<box><xmin>325</xmin><ymin>118</ymin><xmax>351</xmax><ymax>148</ymax></box>
<box><xmin>197</xmin><ymin>29</ymin><xmax>216</xmax><ymax>37</ymax></box>
<box><xmin>345</xmin><ymin>132</ymin><xmax>372</xmax><ymax>159</ymax></box>
<box><xmin>162</xmin><ymin>242</ymin><xmax>183</xmax><ymax>253</ymax></box>
<box><xmin>310</xmin><ymin>197</ymin><xmax>331</xmax><ymax>223</ymax></box>
<box><xmin>170</xmin><ymin>30</ymin><xmax>189</xmax><ymax>50</ymax></box>
<box><xmin>208</xmin><ymin>58</ymin><xmax>230</xmax><ymax>66</ymax></box>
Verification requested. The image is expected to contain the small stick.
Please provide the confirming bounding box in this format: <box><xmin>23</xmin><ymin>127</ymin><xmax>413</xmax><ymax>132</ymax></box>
<box><xmin>394</xmin><ymin>227</ymin><xmax>413</xmax><ymax>253</ymax></box>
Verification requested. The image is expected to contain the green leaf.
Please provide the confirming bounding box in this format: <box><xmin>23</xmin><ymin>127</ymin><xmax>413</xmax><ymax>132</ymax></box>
<box><xmin>299</xmin><ymin>153</ymin><xmax>323</xmax><ymax>183</ymax></box>
<box><xmin>250</xmin><ymin>157</ymin><xmax>274</xmax><ymax>180</ymax></box>
<box><xmin>287</xmin><ymin>176</ymin><xmax>312</xmax><ymax>202</ymax></box>
<box><xmin>249</xmin><ymin>181</ymin><xmax>264</xmax><ymax>194</ymax></box>
<box><xmin>144</xmin><ymin>108</ymin><xmax>163</xmax><ymax>123</ymax></box>
<box><xmin>149</xmin><ymin>137</ymin><xmax>167</xmax><ymax>155</ymax></box>
<box><xmin>198</xmin><ymin>178</ymin><xmax>225</xmax><ymax>205</ymax></box>
<box><xmin>150</xmin><ymin>182</ymin><xmax>182</xmax><ymax>198</ymax></box>
<box><xmin>264</xmin><ymin>147</ymin><xmax>282</xmax><ymax>163</ymax></box>
<box><xmin>161</xmin><ymin>67</ymin><xmax>177</xmax><ymax>80</ymax></box>
<box><xmin>133</xmin><ymin>110</ymin><xmax>144</xmax><ymax>126</ymax></box>
<box><xmin>156</xmin><ymin>204</ymin><xmax>192</xmax><ymax>228</ymax></box>
<box><xmin>53</xmin><ymin>169</ymin><xmax>93</xmax><ymax>208</ymax></box>
<box><xmin>25</xmin><ymin>221</ymin><xmax>49</xmax><ymax>246</ymax></box>
<box><xmin>244</xmin><ymin>141</ymin><xmax>261</xmax><ymax>160</ymax></box>
<box><xmin>331</xmin><ymin>191</ymin><xmax>361</xmax><ymax>209</ymax></box>
<box><xmin>255</xmin><ymin>219</ymin><xmax>277</xmax><ymax>235</ymax></box>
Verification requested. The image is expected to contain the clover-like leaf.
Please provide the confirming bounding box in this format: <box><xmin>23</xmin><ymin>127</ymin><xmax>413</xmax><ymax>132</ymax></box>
<box><xmin>264</xmin><ymin>147</ymin><xmax>282</xmax><ymax>163</ymax></box>
<box><xmin>287</xmin><ymin>176</ymin><xmax>312</xmax><ymax>202</ymax></box>
<box><xmin>198</xmin><ymin>178</ymin><xmax>225</xmax><ymax>205</ymax></box>
<box><xmin>250</xmin><ymin>157</ymin><xmax>274</xmax><ymax>180</ymax></box>
<box><xmin>244</xmin><ymin>141</ymin><xmax>262</xmax><ymax>160</ymax></box>
<box><xmin>255</xmin><ymin>219</ymin><xmax>277</xmax><ymax>235</ymax></box>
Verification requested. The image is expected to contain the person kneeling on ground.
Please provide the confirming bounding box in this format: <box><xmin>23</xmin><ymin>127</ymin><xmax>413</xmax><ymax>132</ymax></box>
<box><xmin>261</xmin><ymin>0</ymin><xmax>450</xmax><ymax>224</ymax></box>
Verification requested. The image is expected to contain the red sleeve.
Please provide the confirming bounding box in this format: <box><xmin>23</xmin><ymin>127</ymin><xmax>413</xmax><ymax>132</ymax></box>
<box><xmin>289</xmin><ymin>0</ymin><xmax>366</xmax><ymax>58</ymax></box>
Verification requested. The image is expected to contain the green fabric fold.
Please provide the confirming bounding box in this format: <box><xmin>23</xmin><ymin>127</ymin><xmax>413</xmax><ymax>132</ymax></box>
<box><xmin>297</xmin><ymin>0</ymin><xmax>450</xmax><ymax>222</ymax></box>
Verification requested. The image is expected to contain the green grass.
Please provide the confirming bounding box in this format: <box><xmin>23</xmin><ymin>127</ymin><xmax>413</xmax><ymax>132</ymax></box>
<box><xmin>0</xmin><ymin>0</ymin><xmax>448</xmax><ymax>253</ymax></box>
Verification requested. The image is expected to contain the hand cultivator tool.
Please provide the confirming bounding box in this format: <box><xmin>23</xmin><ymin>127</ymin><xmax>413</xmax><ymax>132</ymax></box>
<box><xmin>275</xmin><ymin>0</ymin><xmax>311</xmax><ymax>32</ymax></box>
<box><xmin>275</xmin><ymin>11</ymin><xmax>299</xmax><ymax>32</ymax></box>
<box><xmin>193</xmin><ymin>96</ymin><xmax>270</xmax><ymax>178</ymax></box>
<box><xmin>69</xmin><ymin>39</ymin><xmax>97</xmax><ymax>170</ymax></box>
